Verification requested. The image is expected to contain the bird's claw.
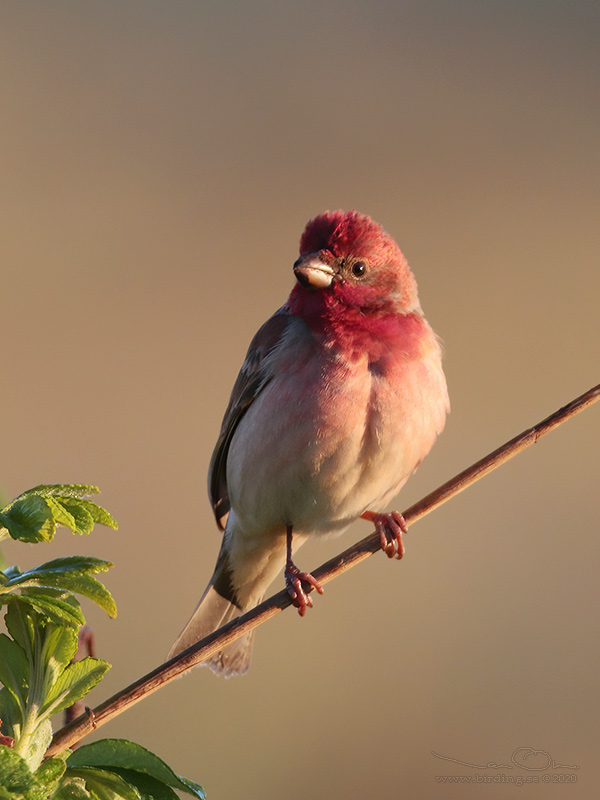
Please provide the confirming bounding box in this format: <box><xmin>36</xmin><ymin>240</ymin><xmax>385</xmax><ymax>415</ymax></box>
<box><xmin>285</xmin><ymin>564</ymin><xmax>324</xmax><ymax>617</ymax></box>
<box><xmin>362</xmin><ymin>510</ymin><xmax>407</xmax><ymax>559</ymax></box>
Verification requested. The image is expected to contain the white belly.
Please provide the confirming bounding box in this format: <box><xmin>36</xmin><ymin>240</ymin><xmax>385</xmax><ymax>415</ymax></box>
<box><xmin>226</xmin><ymin>336</ymin><xmax>446</xmax><ymax>539</ymax></box>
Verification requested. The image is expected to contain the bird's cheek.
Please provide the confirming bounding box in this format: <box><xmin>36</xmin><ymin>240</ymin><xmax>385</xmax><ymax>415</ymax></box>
<box><xmin>334</xmin><ymin>281</ymin><xmax>376</xmax><ymax>307</ymax></box>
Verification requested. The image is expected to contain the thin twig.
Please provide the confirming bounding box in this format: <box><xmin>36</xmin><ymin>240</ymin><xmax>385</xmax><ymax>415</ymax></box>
<box><xmin>46</xmin><ymin>383</ymin><xmax>600</xmax><ymax>757</ymax></box>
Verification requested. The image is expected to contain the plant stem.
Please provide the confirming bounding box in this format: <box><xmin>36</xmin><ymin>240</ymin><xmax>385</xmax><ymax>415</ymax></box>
<box><xmin>13</xmin><ymin>709</ymin><xmax>39</xmax><ymax>760</ymax></box>
<box><xmin>13</xmin><ymin>624</ymin><xmax>46</xmax><ymax>765</ymax></box>
<box><xmin>45</xmin><ymin>382</ymin><xmax>600</xmax><ymax>757</ymax></box>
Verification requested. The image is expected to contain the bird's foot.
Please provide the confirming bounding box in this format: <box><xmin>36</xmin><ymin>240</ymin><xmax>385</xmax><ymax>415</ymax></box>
<box><xmin>285</xmin><ymin>562</ymin><xmax>324</xmax><ymax>617</ymax></box>
<box><xmin>361</xmin><ymin>510</ymin><xmax>408</xmax><ymax>560</ymax></box>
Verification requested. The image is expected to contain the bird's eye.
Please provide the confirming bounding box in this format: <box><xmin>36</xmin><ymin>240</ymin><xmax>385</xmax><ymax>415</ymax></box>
<box><xmin>351</xmin><ymin>261</ymin><xmax>367</xmax><ymax>278</ymax></box>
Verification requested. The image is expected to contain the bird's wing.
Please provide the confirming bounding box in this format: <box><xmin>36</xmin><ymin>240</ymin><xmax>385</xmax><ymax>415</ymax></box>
<box><xmin>208</xmin><ymin>306</ymin><xmax>293</xmax><ymax>530</ymax></box>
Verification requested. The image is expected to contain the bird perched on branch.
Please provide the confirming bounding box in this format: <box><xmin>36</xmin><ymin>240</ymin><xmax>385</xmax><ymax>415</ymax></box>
<box><xmin>169</xmin><ymin>210</ymin><xmax>449</xmax><ymax>675</ymax></box>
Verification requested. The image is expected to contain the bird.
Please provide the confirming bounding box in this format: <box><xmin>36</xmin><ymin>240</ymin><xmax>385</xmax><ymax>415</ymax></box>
<box><xmin>168</xmin><ymin>210</ymin><xmax>449</xmax><ymax>675</ymax></box>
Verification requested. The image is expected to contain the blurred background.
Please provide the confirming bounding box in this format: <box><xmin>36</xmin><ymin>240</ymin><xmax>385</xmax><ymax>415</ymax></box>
<box><xmin>1</xmin><ymin>1</ymin><xmax>599</xmax><ymax>797</ymax></box>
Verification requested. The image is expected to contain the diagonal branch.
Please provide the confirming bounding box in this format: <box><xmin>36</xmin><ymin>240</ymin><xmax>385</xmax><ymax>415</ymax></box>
<box><xmin>45</xmin><ymin>382</ymin><xmax>600</xmax><ymax>757</ymax></box>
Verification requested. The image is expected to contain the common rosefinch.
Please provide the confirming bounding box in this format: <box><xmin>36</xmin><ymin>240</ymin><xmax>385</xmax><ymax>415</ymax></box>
<box><xmin>169</xmin><ymin>210</ymin><xmax>449</xmax><ymax>675</ymax></box>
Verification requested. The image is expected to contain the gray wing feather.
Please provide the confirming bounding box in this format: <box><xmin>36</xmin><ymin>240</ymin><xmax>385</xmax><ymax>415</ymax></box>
<box><xmin>208</xmin><ymin>307</ymin><xmax>292</xmax><ymax>530</ymax></box>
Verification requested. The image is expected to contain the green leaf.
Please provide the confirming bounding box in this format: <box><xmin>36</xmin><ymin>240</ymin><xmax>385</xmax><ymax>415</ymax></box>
<box><xmin>22</xmin><ymin>717</ymin><xmax>52</xmax><ymax>773</ymax></box>
<box><xmin>41</xmin><ymin>625</ymin><xmax>79</xmax><ymax>687</ymax></box>
<box><xmin>0</xmin><ymin>688</ymin><xmax>21</xmax><ymax>736</ymax></box>
<box><xmin>66</xmin><ymin>741</ymin><xmax>206</xmax><ymax>799</ymax></box>
<box><xmin>4</xmin><ymin>604</ymin><xmax>37</xmax><ymax>656</ymax></box>
<box><xmin>64</xmin><ymin>768</ymin><xmax>141</xmax><ymax>800</ymax></box>
<box><xmin>52</xmin><ymin>500</ymin><xmax>94</xmax><ymax>536</ymax></box>
<box><xmin>42</xmin><ymin>574</ymin><xmax>116</xmax><ymax>619</ymax></box>
<box><xmin>40</xmin><ymin>574</ymin><xmax>117</xmax><ymax>619</ymax></box>
<box><xmin>0</xmin><ymin>634</ymin><xmax>28</xmax><ymax>712</ymax></box>
<box><xmin>55</xmin><ymin>499</ymin><xmax>117</xmax><ymax>535</ymax></box>
<box><xmin>54</xmin><ymin>776</ymin><xmax>93</xmax><ymax>800</ymax></box>
<box><xmin>2</xmin><ymin>557</ymin><xmax>116</xmax><ymax>619</ymax></box>
<box><xmin>55</xmin><ymin>775</ymin><xmax>92</xmax><ymax>800</ymax></box>
<box><xmin>35</xmin><ymin>755</ymin><xmax>67</xmax><ymax>794</ymax></box>
<box><xmin>75</xmin><ymin>500</ymin><xmax>117</xmax><ymax>532</ymax></box>
<box><xmin>43</xmin><ymin>498</ymin><xmax>78</xmax><ymax>533</ymax></box>
<box><xmin>0</xmin><ymin>486</ymin><xmax>117</xmax><ymax>542</ymax></box>
<box><xmin>111</xmin><ymin>769</ymin><xmax>179</xmax><ymax>800</ymax></box>
<box><xmin>12</xmin><ymin>589</ymin><xmax>85</xmax><ymax>628</ymax></box>
<box><xmin>8</xmin><ymin>557</ymin><xmax>113</xmax><ymax>582</ymax></box>
<box><xmin>1</xmin><ymin>567</ymin><xmax>21</xmax><ymax>583</ymax></box>
<box><xmin>0</xmin><ymin>746</ymin><xmax>36</xmax><ymax>792</ymax></box>
<box><xmin>0</xmin><ymin>496</ymin><xmax>55</xmax><ymax>544</ymax></box>
<box><xmin>42</xmin><ymin>658</ymin><xmax>110</xmax><ymax>718</ymax></box>
<box><xmin>15</xmin><ymin>485</ymin><xmax>100</xmax><ymax>500</ymax></box>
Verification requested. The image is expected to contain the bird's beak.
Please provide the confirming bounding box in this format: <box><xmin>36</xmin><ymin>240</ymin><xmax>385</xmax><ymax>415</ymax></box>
<box><xmin>293</xmin><ymin>256</ymin><xmax>335</xmax><ymax>290</ymax></box>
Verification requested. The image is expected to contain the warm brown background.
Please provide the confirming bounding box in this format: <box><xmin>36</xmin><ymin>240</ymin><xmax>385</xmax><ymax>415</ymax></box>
<box><xmin>1</xmin><ymin>2</ymin><xmax>599</xmax><ymax>798</ymax></box>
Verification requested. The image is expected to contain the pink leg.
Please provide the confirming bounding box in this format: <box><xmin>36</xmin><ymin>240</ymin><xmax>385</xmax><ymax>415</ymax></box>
<box><xmin>284</xmin><ymin>525</ymin><xmax>324</xmax><ymax>616</ymax></box>
<box><xmin>361</xmin><ymin>510</ymin><xmax>408</xmax><ymax>560</ymax></box>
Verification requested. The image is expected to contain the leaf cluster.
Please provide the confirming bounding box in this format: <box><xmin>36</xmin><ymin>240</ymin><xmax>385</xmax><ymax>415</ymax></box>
<box><xmin>0</xmin><ymin>740</ymin><xmax>205</xmax><ymax>800</ymax></box>
<box><xmin>0</xmin><ymin>486</ymin><xmax>204</xmax><ymax>799</ymax></box>
<box><xmin>0</xmin><ymin>557</ymin><xmax>116</xmax><ymax>628</ymax></box>
<box><xmin>0</xmin><ymin>486</ymin><xmax>117</xmax><ymax>546</ymax></box>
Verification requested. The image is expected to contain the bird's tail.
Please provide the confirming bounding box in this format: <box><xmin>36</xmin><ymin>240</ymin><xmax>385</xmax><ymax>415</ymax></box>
<box><xmin>167</xmin><ymin>584</ymin><xmax>255</xmax><ymax>677</ymax></box>
<box><xmin>168</xmin><ymin>527</ymin><xmax>308</xmax><ymax>676</ymax></box>
<box><xmin>167</xmin><ymin>537</ymin><xmax>275</xmax><ymax>677</ymax></box>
